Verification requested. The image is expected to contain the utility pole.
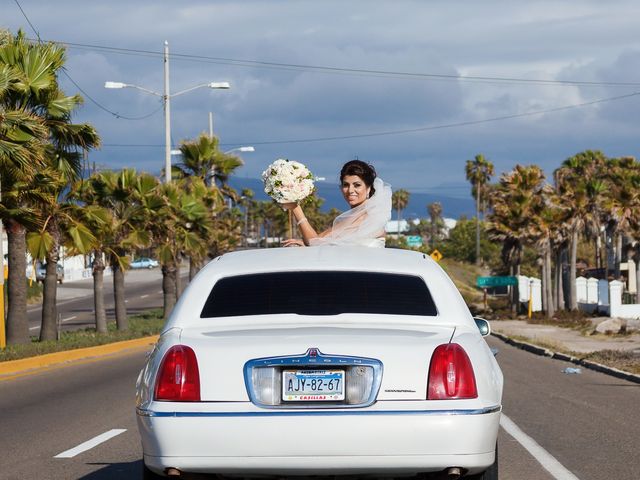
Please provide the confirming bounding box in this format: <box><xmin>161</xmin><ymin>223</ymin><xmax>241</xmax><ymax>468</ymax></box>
<box><xmin>163</xmin><ymin>40</ymin><xmax>172</xmax><ymax>183</ymax></box>
<box><xmin>475</xmin><ymin>180</ymin><xmax>481</xmax><ymax>265</ymax></box>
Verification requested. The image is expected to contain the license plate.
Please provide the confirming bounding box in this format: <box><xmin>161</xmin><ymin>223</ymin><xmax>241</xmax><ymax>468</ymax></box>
<box><xmin>282</xmin><ymin>369</ymin><xmax>345</xmax><ymax>401</ymax></box>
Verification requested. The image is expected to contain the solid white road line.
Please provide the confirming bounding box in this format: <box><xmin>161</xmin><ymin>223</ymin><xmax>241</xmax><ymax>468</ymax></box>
<box><xmin>500</xmin><ymin>415</ymin><xmax>580</xmax><ymax>480</ymax></box>
<box><xmin>140</xmin><ymin>294</ymin><xmax>149</xmax><ymax>299</ymax></box>
<box><xmin>54</xmin><ymin>429</ymin><xmax>127</xmax><ymax>458</ymax></box>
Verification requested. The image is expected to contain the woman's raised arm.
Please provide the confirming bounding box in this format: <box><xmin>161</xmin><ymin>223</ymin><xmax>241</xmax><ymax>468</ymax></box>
<box><xmin>281</xmin><ymin>203</ymin><xmax>324</xmax><ymax>246</ymax></box>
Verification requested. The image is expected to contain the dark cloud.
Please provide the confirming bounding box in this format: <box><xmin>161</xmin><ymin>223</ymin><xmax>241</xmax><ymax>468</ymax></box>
<box><xmin>3</xmin><ymin>0</ymin><xmax>639</xmax><ymax>198</ymax></box>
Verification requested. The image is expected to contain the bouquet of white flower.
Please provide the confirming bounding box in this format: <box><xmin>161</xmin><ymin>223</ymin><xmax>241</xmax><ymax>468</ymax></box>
<box><xmin>261</xmin><ymin>158</ymin><xmax>315</xmax><ymax>203</ymax></box>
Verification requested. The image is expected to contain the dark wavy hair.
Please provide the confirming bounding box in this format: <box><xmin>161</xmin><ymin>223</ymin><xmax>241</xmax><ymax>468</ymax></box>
<box><xmin>340</xmin><ymin>160</ymin><xmax>377</xmax><ymax>196</ymax></box>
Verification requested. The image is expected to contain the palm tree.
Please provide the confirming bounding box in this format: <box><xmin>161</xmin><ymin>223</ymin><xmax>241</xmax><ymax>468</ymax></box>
<box><xmin>427</xmin><ymin>202</ymin><xmax>444</xmax><ymax>247</ymax></box>
<box><xmin>487</xmin><ymin>165</ymin><xmax>548</xmax><ymax>313</ymax></box>
<box><xmin>601</xmin><ymin>157</ymin><xmax>640</xmax><ymax>280</ymax></box>
<box><xmin>24</xmin><ymin>84</ymin><xmax>99</xmax><ymax>340</ymax></box>
<box><xmin>391</xmin><ymin>189</ymin><xmax>410</xmax><ymax>235</ymax></box>
<box><xmin>26</xmin><ymin>167</ymin><xmax>98</xmax><ymax>340</ymax></box>
<box><xmin>153</xmin><ymin>180</ymin><xmax>212</xmax><ymax>319</ymax></box>
<box><xmin>181</xmin><ymin>178</ymin><xmax>216</xmax><ymax>280</ymax></box>
<box><xmin>174</xmin><ymin>133</ymin><xmax>243</xmax><ymax>189</ymax></box>
<box><xmin>466</xmin><ymin>154</ymin><xmax>494</xmax><ymax>265</ymax></box>
<box><xmin>0</xmin><ymin>30</ymin><xmax>77</xmax><ymax>343</ymax></box>
<box><xmin>528</xmin><ymin>190</ymin><xmax>567</xmax><ymax>317</ymax></box>
<box><xmin>115</xmin><ymin>170</ymin><xmax>160</xmax><ymax>330</ymax></box>
<box><xmin>554</xmin><ymin>150</ymin><xmax>608</xmax><ymax>309</ymax></box>
<box><xmin>0</xmin><ymin>44</ymin><xmax>48</xmax><ymax>344</ymax></box>
<box><xmin>91</xmin><ymin>169</ymin><xmax>158</xmax><ymax>331</ymax></box>
<box><xmin>254</xmin><ymin>200</ymin><xmax>288</xmax><ymax>247</ymax></box>
<box><xmin>174</xmin><ymin>132</ymin><xmax>241</xmax><ymax>278</ymax></box>
<box><xmin>71</xmin><ymin>178</ymin><xmax>114</xmax><ymax>333</ymax></box>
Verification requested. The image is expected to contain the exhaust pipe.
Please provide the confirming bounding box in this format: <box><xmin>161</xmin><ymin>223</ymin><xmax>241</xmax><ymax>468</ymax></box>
<box><xmin>165</xmin><ymin>467</ymin><xmax>181</xmax><ymax>476</ymax></box>
<box><xmin>446</xmin><ymin>467</ymin><xmax>462</xmax><ymax>479</ymax></box>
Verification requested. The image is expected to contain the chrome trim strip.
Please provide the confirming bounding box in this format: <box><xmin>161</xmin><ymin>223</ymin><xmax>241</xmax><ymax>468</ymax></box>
<box><xmin>137</xmin><ymin>405</ymin><xmax>501</xmax><ymax>418</ymax></box>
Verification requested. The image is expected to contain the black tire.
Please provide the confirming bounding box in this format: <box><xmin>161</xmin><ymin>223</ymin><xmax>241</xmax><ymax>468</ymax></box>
<box><xmin>142</xmin><ymin>462</ymin><xmax>164</xmax><ymax>479</ymax></box>
<box><xmin>466</xmin><ymin>445</ymin><xmax>498</xmax><ymax>479</ymax></box>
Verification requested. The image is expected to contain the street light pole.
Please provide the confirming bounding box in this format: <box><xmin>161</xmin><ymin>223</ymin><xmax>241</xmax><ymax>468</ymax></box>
<box><xmin>164</xmin><ymin>40</ymin><xmax>172</xmax><ymax>184</ymax></box>
<box><xmin>105</xmin><ymin>41</ymin><xmax>230</xmax><ymax>184</ymax></box>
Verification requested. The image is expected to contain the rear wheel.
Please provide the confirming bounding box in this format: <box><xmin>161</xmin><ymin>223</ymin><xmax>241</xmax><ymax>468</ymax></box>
<box><xmin>466</xmin><ymin>445</ymin><xmax>498</xmax><ymax>479</ymax></box>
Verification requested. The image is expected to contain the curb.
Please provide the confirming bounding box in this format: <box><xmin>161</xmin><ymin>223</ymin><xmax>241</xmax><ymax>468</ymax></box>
<box><xmin>491</xmin><ymin>331</ymin><xmax>640</xmax><ymax>385</ymax></box>
<box><xmin>0</xmin><ymin>335</ymin><xmax>159</xmax><ymax>380</ymax></box>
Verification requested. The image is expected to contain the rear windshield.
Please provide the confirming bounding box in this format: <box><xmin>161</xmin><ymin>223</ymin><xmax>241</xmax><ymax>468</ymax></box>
<box><xmin>201</xmin><ymin>271</ymin><xmax>437</xmax><ymax>317</ymax></box>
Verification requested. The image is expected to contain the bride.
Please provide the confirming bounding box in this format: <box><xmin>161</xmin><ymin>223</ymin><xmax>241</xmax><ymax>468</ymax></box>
<box><xmin>282</xmin><ymin>160</ymin><xmax>392</xmax><ymax>248</ymax></box>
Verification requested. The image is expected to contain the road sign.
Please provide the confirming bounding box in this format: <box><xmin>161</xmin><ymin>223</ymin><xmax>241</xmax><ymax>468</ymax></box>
<box><xmin>406</xmin><ymin>235</ymin><xmax>422</xmax><ymax>247</ymax></box>
<box><xmin>476</xmin><ymin>276</ymin><xmax>517</xmax><ymax>287</ymax></box>
<box><xmin>430</xmin><ymin>249</ymin><xmax>443</xmax><ymax>262</ymax></box>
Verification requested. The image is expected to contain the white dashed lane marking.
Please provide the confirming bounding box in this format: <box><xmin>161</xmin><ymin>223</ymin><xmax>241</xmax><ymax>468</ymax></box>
<box><xmin>54</xmin><ymin>429</ymin><xmax>127</xmax><ymax>458</ymax></box>
<box><xmin>29</xmin><ymin>316</ymin><xmax>77</xmax><ymax>331</ymax></box>
<box><xmin>140</xmin><ymin>294</ymin><xmax>148</xmax><ymax>299</ymax></box>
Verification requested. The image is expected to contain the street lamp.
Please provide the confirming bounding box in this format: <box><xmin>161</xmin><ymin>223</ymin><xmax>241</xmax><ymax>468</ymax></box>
<box><xmin>105</xmin><ymin>41</ymin><xmax>230</xmax><ymax>183</ymax></box>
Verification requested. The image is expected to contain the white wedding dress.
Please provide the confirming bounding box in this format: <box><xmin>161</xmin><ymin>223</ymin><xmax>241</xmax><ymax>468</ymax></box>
<box><xmin>309</xmin><ymin>178</ymin><xmax>392</xmax><ymax>248</ymax></box>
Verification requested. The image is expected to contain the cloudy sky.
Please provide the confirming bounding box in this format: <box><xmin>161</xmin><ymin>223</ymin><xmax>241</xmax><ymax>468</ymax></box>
<box><xmin>3</xmin><ymin>0</ymin><xmax>640</xmax><ymax>200</ymax></box>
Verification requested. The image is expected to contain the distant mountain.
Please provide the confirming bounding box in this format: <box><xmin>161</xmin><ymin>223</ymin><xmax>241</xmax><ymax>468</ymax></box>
<box><xmin>229</xmin><ymin>177</ymin><xmax>475</xmax><ymax>219</ymax></box>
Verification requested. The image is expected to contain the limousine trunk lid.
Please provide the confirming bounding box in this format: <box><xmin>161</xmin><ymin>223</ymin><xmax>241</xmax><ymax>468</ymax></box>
<box><xmin>177</xmin><ymin>317</ymin><xmax>456</xmax><ymax>402</ymax></box>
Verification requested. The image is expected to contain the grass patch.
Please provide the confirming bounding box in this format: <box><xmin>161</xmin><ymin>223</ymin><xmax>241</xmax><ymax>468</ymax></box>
<box><xmin>0</xmin><ymin>308</ymin><xmax>164</xmax><ymax>362</ymax></box>
<box><xmin>439</xmin><ymin>258</ymin><xmax>485</xmax><ymax>306</ymax></box>
<box><xmin>508</xmin><ymin>334</ymin><xmax>565</xmax><ymax>352</ymax></box>
<box><xmin>527</xmin><ymin>311</ymin><xmax>594</xmax><ymax>333</ymax></box>
<box><xmin>582</xmin><ymin>350</ymin><xmax>640</xmax><ymax>375</ymax></box>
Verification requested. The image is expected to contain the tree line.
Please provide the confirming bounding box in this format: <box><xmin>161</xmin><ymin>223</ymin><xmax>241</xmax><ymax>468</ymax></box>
<box><xmin>460</xmin><ymin>152</ymin><xmax>640</xmax><ymax>317</ymax></box>
<box><xmin>0</xmin><ymin>31</ymin><xmax>342</xmax><ymax>346</ymax></box>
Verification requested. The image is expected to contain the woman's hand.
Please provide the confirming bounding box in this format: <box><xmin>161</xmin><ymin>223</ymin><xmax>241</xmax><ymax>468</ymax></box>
<box><xmin>280</xmin><ymin>202</ymin><xmax>298</xmax><ymax>211</ymax></box>
<box><xmin>282</xmin><ymin>238</ymin><xmax>305</xmax><ymax>247</ymax></box>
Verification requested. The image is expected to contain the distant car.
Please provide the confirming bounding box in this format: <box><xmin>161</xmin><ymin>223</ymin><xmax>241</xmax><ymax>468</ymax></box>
<box><xmin>130</xmin><ymin>257</ymin><xmax>159</xmax><ymax>269</ymax></box>
<box><xmin>35</xmin><ymin>263</ymin><xmax>64</xmax><ymax>284</ymax></box>
<box><xmin>136</xmin><ymin>247</ymin><xmax>503</xmax><ymax>479</ymax></box>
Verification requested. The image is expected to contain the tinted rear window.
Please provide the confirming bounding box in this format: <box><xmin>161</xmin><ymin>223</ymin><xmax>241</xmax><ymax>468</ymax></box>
<box><xmin>201</xmin><ymin>271</ymin><xmax>437</xmax><ymax>317</ymax></box>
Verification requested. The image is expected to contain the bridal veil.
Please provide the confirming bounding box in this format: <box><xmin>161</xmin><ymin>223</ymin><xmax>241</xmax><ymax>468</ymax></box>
<box><xmin>309</xmin><ymin>177</ymin><xmax>392</xmax><ymax>247</ymax></box>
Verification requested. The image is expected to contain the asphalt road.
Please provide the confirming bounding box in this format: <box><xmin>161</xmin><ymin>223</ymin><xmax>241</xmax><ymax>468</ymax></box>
<box><xmin>2</xmin><ymin>332</ymin><xmax>638</xmax><ymax>479</ymax></box>
<box><xmin>26</xmin><ymin>269</ymin><xmax>171</xmax><ymax>335</ymax></box>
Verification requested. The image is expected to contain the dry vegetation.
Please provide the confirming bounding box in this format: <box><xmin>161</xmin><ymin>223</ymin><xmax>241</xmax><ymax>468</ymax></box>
<box><xmin>441</xmin><ymin>258</ymin><xmax>640</xmax><ymax>377</ymax></box>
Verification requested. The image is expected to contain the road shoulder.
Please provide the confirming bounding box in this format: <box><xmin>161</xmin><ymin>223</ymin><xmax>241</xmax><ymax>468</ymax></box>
<box><xmin>0</xmin><ymin>335</ymin><xmax>158</xmax><ymax>381</ymax></box>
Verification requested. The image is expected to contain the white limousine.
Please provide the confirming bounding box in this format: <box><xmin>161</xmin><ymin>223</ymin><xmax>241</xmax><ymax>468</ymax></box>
<box><xmin>136</xmin><ymin>247</ymin><xmax>503</xmax><ymax>479</ymax></box>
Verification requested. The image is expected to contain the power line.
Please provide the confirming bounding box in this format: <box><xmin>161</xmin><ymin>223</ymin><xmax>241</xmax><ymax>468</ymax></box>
<box><xmin>35</xmin><ymin>37</ymin><xmax>640</xmax><ymax>88</ymax></box>
<box><xmin>13</xmin><ymin>0</ymin><xmax>40</xmax><ymax>41</ymax></box>
<box><xmin>61</xmin><ymin>69</ymin><xmax>164</xmax><ymax>120</ymax></box>
<box><xmin>102</xmin><ymin>90</ymin><xmax>640</xmax><ymax>148</ymax></box>
<box><xmin>12</xmin><ymin>2</ymin><xmax>163</xmax><ymax>121</ymax></box>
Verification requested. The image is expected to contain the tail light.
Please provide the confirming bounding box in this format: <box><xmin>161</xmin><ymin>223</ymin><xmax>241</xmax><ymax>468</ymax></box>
<box><xmin>154</xmin><ymin>345</ymin><xmax>201</xmax><ymax>401</ymax></box>
<box><xmin>427</xmin><ymin>343</ymin><xmax>477</xmax><ymax>399</ymax></box>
